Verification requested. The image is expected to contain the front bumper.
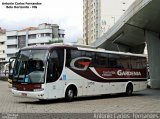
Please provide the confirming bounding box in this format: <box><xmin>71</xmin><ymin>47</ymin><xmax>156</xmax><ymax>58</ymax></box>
<box><xmin>11</xmin><ymin>89</ymin><xmax>46</xmax><ymax>99</ymax></box>
<box><xmin>8</xmin><ymin>79</ymin><xmax>12</xmax><ymax>88</ymax></box>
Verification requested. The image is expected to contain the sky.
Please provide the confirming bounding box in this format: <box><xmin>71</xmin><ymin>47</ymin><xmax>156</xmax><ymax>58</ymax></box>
<box><xmin>0</xmin><ymin>0</ymin><xmax>83</xmax><ymax>43</ymax></box>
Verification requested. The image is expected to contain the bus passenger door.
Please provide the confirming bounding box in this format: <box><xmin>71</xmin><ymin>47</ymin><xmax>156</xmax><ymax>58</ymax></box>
<box><xmin>46</xmin><ymin>49</ymin><xmax>65</xmax><ymax>99</ymax></box>
<box><xmin>8</xmin><ymin>57</ymin><xmax>16</xmax><ymax>79</ymax></box>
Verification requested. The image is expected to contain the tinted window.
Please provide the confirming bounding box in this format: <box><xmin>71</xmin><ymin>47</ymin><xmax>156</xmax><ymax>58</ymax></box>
<box><xmin>71</xmin><ymin>50</ymin><xmax>83</xmax><ymax>68</ymax></box>
<box><xmin>119</xmin><ymin>55</ymin><xmax>131</xmax><ymax>68</ymax></box>
<box><xmin>108</xmin><ymin>54</ymin><xmax>119</xmax><ymax>68</ymax></box>
<box><xmin>66</xmin><ymin>50</ymin><xmax>82</xmax><ymax>67</ymax></box>
<box><xmin>71</xmin><ymin>50</ymin><xmax>81</xmax><ymax>59</ymax></box>
<box><xmin>139</xmin><ymin>57</ymin><xmax>147</xmax><ymax>69</ymax></box>
<box><xmin>130</xmin><ymin>56</ymin><xmax>147</xmax><ymax>69</ymax></box>
<box><xmin>66</xmin><ymin>50</ymin><xmax>95</xmax><ymax>68</ymax></box>
<box><xmin>95</xmin><ymin>53</ymin><xmax>108</xmax><ymax>68</ymax></box>
<box><xmin>85</xmin><ymin>51</ymin><xmax>95</xmax><ymax>67</ymax></box>
<box><xmin>47</xmin><ymin>49</ymin><xmax>64</xmax><ymax>82</ymax></box>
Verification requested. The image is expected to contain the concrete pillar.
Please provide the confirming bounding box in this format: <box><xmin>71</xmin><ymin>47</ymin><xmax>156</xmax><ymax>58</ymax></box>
<box><xmin>145</xmin><ymin>30</ymin><xmax>160</xmax><ymax>89</ymax></box>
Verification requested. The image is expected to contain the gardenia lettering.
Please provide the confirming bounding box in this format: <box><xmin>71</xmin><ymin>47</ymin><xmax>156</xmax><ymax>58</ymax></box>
<box><xmin>117</xmin><ymin>70</ymin><xmax>141</xmax><ymax>76</ymax></box>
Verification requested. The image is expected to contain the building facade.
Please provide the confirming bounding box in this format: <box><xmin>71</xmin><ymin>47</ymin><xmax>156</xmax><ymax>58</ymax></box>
<box><xmin>6</xmin><ymin>23</ymin><xmax>65</xmax><ymax>61</ymax></box>
<box><xmin>0</xmin><ymin>28</ymin><xmax>7</xmax><ymax>63</ymax></box>
<box><xmin>83</xmin><ymin>0</ymin><xmax>135</xmax><ymax>45</ymax></box>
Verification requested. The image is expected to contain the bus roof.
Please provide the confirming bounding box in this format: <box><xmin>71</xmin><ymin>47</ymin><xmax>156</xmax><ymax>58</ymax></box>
<box><xmin>20</xmin><ymin>44</ymin><xmax>77</xmax><ymax>51</ymax></box>
<box><xmin>20</xmin><ymin>44</ymin><xmax>147</xmax><ymax>57</ymax></box>
<box><xmin>77</xmin><ymin>47</ymin><xmax>147</xmax><ymax>57</ymax></box>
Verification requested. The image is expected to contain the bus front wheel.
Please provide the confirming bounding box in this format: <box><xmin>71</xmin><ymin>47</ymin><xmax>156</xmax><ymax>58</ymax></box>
<box><xmin>65</xmin><ymin>87</ymin><xmax>74</xmax><ymax>102</ymax></box>
<box><xmin>126</xmin><ymin>83</ymin><xmax>133</xmax><ymax>96</ymax></box>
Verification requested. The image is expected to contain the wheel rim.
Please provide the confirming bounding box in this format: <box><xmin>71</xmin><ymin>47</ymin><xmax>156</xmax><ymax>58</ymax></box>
<box><xmin>68</xmin><ymin>89</ymin><xmax>74</xmax><ymax>98</ymax></box>
<box><xmin>128</xmin><ymin>88</ymin><xmax>132</xmax><ymax>94</ymax></box>
<box><xmin>127</xmin><ymin>86</ymin><xmax>132</xmax><ymax>95</ymax></box>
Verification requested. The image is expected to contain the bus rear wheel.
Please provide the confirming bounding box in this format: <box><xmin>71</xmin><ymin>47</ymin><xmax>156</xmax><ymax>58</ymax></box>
<box><xmin>65</xmin><ymin>88</ymin><xmax>74</xmax><ymax>102</ymax></box>
<box><xmin>126</xmin><ymin>83</ymin><xmax>133</xmax><ymax>96</ymax></box>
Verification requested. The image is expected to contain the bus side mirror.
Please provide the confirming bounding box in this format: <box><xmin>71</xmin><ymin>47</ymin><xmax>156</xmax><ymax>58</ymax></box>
<box><xmin>9</xmin><ymin>57</ymin><xmax>16</xmax><ymax>80</ymax></box>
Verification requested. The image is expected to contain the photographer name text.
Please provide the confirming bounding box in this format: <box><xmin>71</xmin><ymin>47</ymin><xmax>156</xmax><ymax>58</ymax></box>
<box><xmin>2</xmin><ymin>2</ymin><xmax>42</xmax><ymax>9</ymax></box>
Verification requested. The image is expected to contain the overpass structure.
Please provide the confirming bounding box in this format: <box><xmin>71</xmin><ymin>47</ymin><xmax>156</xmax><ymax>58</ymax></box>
<box><xmin>92</xmin><ymin>0</ymin><xmax>160</xmax><ymax>88</ymax></box>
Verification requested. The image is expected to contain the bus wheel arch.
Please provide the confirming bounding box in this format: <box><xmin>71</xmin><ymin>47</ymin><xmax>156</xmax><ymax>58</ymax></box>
<box><xmin>125</xmin><ymin>82</ymin><xmax>133</xmax><ymax>96</ymax></box>
<box><xmin>65</xmin><ymin>84</ymin><xmax>78</xmax><ymax>102</ymax></box>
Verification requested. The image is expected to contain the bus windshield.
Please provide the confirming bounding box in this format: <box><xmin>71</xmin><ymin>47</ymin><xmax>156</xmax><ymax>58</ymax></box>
<box><xmin>13</xmin><ymin>50</ymin><xmax>48</xmax><ymax>83</ymax></box>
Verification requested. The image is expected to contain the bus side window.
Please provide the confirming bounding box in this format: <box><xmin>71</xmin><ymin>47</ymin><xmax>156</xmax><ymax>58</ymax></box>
<box><xmin>139</xmin><ymin>57</ymin><xmax>147</xmax><ymax>69</ymax></box>
<box><xmin>85</xmin><ymin>51</ymin><xmax>95</xmax><ymax>67</ymax></box>
<box><xmin>108</xmin><ymin>54</ymin><xmax>118</xmax><ymax>68</ymax></box>
<box><xmin>130</xmin><ymin>56</ymin><xmax>140</xmax><ymax>69</ymax></box>
<box><xmin>119</xmin><ymin>55</ymin><xmax>130</xmax><ymax>69</ymax></box>
<box><xmin>95</xmin><ymin>53</ymin><xmax>109</xmax><ymax>68</ymax></box>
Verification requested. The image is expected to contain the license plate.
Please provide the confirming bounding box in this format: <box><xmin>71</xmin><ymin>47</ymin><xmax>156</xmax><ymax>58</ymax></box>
<box><xmin>21</xmin><ymin>93</ymin><xmax>27</xmax><ymax>97</ymax></box>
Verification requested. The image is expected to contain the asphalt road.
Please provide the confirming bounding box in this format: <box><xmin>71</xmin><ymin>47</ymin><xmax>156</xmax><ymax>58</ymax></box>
<box><xmin>0</xmin><ymin>80</ymin><xmax>160</xmax><ymax>119</ymax></box>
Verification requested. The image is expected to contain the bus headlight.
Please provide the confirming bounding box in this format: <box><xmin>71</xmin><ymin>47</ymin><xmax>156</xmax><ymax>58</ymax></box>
<box><xmin>33</xmin><ymin>88</ymin><xmax>44</xmax><ymax>92</ymax></box>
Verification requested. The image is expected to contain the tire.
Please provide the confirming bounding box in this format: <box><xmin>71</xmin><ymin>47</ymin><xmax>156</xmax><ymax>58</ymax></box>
<box><xmin>126</xmin><ymin>84</ymin><xmax>133</xmax><ymax>96</ymax></box>
<box><xmin>147</xmin><ymin>85</ymin><xmax>151</xmax><ymax>89</ymax></box>
<box><xmin>65</xmin><ymin>88</ymin><xmax>74</xmax><ymax>102</ymax></box>
<box><xmin>39</xmin><ymin>99</ymin><xmax>47</xmax><ymax>103</ymax></box>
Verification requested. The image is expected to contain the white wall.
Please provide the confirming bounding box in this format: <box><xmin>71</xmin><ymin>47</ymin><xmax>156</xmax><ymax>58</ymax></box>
<box><xmin>0</xmin><ymin>34</ymin><xmax>7</xmax><ymax>62</ymax></box>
